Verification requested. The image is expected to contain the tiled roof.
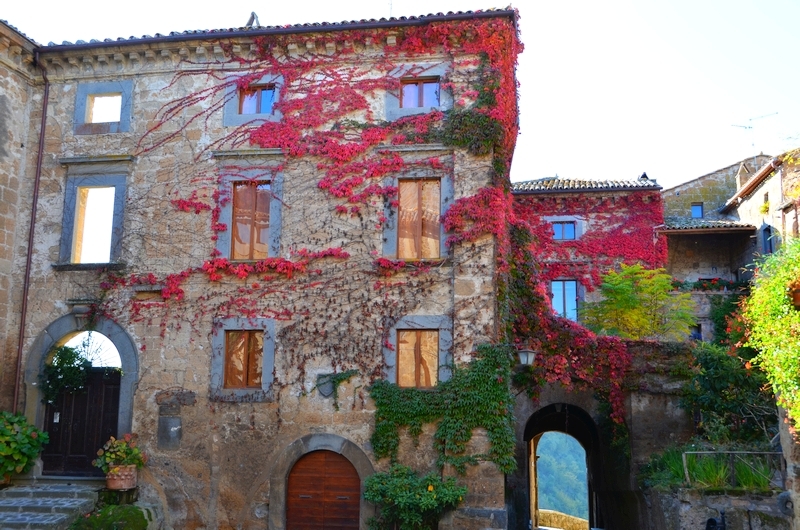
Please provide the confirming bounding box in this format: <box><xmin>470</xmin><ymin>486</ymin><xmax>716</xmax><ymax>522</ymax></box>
<box><xmin>0</xmin><ymin>19</ymin><xmax>40</xmax><ymax>46</ymax></box>
<box><xmin>512</xmin><ymin>176</ymin><xmax>660</xmax><ymax>193</ymax></box>
<box><xmin>659</xmin><ymin>218</ymin><xmax>756</xmax><ymax>231</ymax></box>
<box><xmin>37</xmin><ymin>10</ymin><xmax>513</xmax><ymax>48</ymax></box>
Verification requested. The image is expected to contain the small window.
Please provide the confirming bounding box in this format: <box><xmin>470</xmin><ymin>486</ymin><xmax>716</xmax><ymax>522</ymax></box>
<box><xmin>397</xmin><ymin>329</ymin><xmax>439</xmax><ymax>388</ymax></box>
<box><xmin>763</xmin><ymin>226</ymin><xmax>773</xmax><ymax>254</ymax></box>
<box><xmin>551</xmin><ymin>280</ymin><xmax>579</xmax><ymax>321</ymax></box>
<box><xmin>552</xmin><ymin>221</ymin><xmax>576</xmax><ymax>240</ymax></box>
<box><xmin>690</xmin><ymin>324</ymin><xmax>702</xmax><ymax>341</ymax></box>
<box><xmin>239</xmin><ymin>85</ymin><xmax>276</xmax><ymax>115</ymax></box>
<box><xmin>231</xmin><ymin>181</ymin><xmax>271</xmax><ymax>260</ymax></box>
<box><xmin>691</xmin><ymin>203</ymin><xmax>704</xmax><ymax>218</ymax></box>
<box><xmin>87</xmin><ymin>94</ymin><xmax>122</xmax><ymax>123</ymax></box>
<box><xmin>224</xmin><ymin>330</ymin><xmax>263</xmax><ymax>389</ymax></box>
<box><xmin>59</xmin><ymin>174</ymin><xmax>126</xmax><ymax>266</ymax></box>
<box><xmin>71</xmin><ymin>186</ymin><xmax>116</xmax><ymax>263</ymax></box>
<box><xmin>400</xmin><ymin>78</ymin><xmax>440</xmax><ymax>108</ymax></box>
<box><xmin>398</xmin><ymin>179</ymin><xmax>440</xmax><ymax>260</ymax></box>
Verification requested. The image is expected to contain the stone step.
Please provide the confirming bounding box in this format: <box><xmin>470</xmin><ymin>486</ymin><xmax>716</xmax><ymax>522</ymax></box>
<box><xmin>0</xmin><ymin>485</ymin><xmax>98</xmax><ymax>530</ymax></box>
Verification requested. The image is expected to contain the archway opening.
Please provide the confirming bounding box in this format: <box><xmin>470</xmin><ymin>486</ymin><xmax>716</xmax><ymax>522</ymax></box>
<box><xmin>62</xmin><ymin>330</ymin><xmax>122</xmax><ymax>368</ymax></box>
<box><xmin>286</xmin><ymin>450</ymin><xmax>360</xmax><ymax>529</ymax></box>
<box><xmin>525</xmin><ymin>403</ymin><xmax>605</xmax><ymax>530</ymax></box>
<box><xmin>534</xmin><ymin>431</ymin><xmax>589</xmax><ymax>528</ymax></box>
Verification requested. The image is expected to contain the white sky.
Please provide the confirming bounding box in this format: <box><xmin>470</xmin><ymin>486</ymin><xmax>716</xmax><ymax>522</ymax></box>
<box><xmin>3</xmin><ymin>0</ymin><xmax>799</xmax><ymax>189</ymax></box>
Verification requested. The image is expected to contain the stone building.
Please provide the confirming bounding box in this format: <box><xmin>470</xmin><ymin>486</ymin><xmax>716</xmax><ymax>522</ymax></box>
<box><xmin>0</xmin><ymin>11</ymin><xmax>521</xmax><ymax>529</ymax></box>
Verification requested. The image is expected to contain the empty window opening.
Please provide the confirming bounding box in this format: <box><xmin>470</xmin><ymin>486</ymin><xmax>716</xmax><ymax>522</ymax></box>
<box><xmin>63</xmin><ymin>331</ymin><xmax>121</xmax><ymax>368</ymax></box>
<box><xmin>763</xmin><ymin>226</ymin><xmax>773</xmax><ymax>254</ymax></box>
<box><xmin>532</xmin><ymin>431</ymin><xmax>589</xmax><ymax>527</ymax></box>
<box><xmin>231</xmin><ymin>181</ymin><xmax>271</xmax><ymax>260</ymax></box>
<box><xmin>398</xmin><ymin>179</ymin><xmax>440</xmax><ymax>259</ymax></box>
<box><xmin>690</xmin><ymin>324</ymin><xmax>702</xmax><ymax>341</ymax></box>
<box><xmin>397</xmin><ymin>329</ymin><xmax>438</xmax><ymax>388</ymax></box>
<box><xmin>87</xmin><ymin>93</ymin><xmax>122</xmax><ymax>124</ymax></box>
<box><xmin>401</xmin><ymin>78</ymin><xmax>440</xmax><ymax>108</ymax></box>
<box><xmin>72</xmin><ymin>186</ymin><xmax>116</xmax><ymax>263</ymax></box>
<box><xmin>239</xmin><ymin>85</ymin><xmax>276</xmax><ymax>115</ymax></box>
<box><xmin>552</xmin><ymin>221</ymin><xmax>576</xmax><ymax>240</ymax></box>
<box><xmin>551</xmin><ymin>280</ymin><xmax>578</xmax><ymax>321</ymax></box>
<box><xmin>224</xmin><ymin>330</ymin><xmax>263</xmax><ymax>389</ymax></box>
<box><xmin>691</xmin><ymin>202</ymin><xmax>704</xmax><ymax>218</ymax></box>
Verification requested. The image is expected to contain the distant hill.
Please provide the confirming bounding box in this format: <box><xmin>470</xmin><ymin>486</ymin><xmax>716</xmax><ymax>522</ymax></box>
<box><xmin>537</xmin><ymin>431</ymin><xmax>589</xmax><ymax>519</ymax></box>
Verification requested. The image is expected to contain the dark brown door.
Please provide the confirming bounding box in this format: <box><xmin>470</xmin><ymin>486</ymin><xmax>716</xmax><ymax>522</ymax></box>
<box><xmin>287</xmin><ymin>450</ymin><xmax>360</xmax><ymax>530</ymax></box>
<box><xmin>41</xmin><ymin>368</ymin><xmax>120</xmax><ymax>476</ymax></box>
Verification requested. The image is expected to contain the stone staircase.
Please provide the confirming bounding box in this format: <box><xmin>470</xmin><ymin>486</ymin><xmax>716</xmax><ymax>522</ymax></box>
<box><xmin>0</xmin><ymin>484</ymin><xmax>98</xmax><ymax>529</ymax></box>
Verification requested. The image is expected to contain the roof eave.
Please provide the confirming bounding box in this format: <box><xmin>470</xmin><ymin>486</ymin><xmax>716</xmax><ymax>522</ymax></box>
<box><xmin>658</xmin><ymin>227</ymin><xmax>756</xmax><ymax>235</ymax></box>
<box><xmin>720</xmin><ymin>157</ymin><xmax>783</xmax><ymax>213</ymax></box>
<box><xmin>512</xmin><ymin>185</ymin><xmax>662</xmax><ymax>195</ymax></box>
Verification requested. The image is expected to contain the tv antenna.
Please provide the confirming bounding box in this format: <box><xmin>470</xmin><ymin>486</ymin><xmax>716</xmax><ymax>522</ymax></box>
<box><xmin>732</xmin><ymin>112</ymin><xmax>778</xmax><ymax>166</ymax></box>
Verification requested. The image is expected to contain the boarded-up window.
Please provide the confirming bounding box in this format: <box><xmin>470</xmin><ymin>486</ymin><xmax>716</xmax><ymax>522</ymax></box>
<box><xmin>398</xmin><ymin>179</ymin><xmax>440</xmax><ymax>260</ymax></box>
<box><xmin>397</xmin><ymin>330</ymin><xmax>438</xmax><ymax>388</ymax></box>
<box><xmin>232</xmin><ymin>181</ymin><xmax>271</xmax><ymax>260</ymax></box>
<box><xmin>224</xmin><ymin>330</ymin><xmax>263</xmax><ymax>389</ymax></box>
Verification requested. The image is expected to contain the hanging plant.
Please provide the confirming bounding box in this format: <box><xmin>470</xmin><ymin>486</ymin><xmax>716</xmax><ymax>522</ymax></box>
<box><xmin>39</xmin><ymin>346</ymin><xmax>92</xmax><ymax>404</ymax></box>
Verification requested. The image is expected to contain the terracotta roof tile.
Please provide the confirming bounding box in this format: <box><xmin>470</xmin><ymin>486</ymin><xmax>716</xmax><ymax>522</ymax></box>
<box><xmin>512</xmin><ymin>176</ymin><xmax>660</xmax><ymax>193</ymax></box>
<box><xmin>660</xmin><ymin>217</ymin><xmax>756</xmax><ymax>231</ymax></box>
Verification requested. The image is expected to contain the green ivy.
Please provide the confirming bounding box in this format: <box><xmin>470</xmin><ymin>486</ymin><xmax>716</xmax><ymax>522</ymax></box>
<box><xmin>0</xmin><ymin>411</ymin><xmax>49</xmax><ymax>478</ymax></box>
<box><xmin>436</xmin><ymin>109</ymin><xmax>503</xmax><ymax>157</ymax></box>
<box><xmin>364</xmin><ymin>464</ymin><xmax>466</xmax><ymax>530</ymax></box>
<box><xmin>319</xmin><ymin>369</ymin><xmax>359</xmax><ymax>411</ymax></box>
<box><xmin>369</xmin><ymin>344</ymin><xmax>516</xmax><ymax>474</ymax></box>
<box><xmin>39</xmin><ymin>346</ymin><xmax>92</xmax><ymax>404</ymax></box>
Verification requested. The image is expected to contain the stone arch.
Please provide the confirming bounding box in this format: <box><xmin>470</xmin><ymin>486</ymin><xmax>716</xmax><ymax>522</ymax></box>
<box><xmin>268</xmin><ymin>433</ymin><xmax>375</xmax><ymax>530</ymax></box>
<box><xmin>524</xmin><ymin>403</ymin><xmax>604</xmax><ymax>529</ymax></box>
<box><xmin>23</xmin><ymin>312</ymin><xmax>139</xmax><ymax>440</ymax></box>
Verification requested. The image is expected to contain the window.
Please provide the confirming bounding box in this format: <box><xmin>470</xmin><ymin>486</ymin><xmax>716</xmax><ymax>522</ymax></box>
<box><xmin>397</xmin><ymin>330</ymin><xmax>438</xmax><ymax>388</ymax></box>
<box><xmin>691</xmin><ymin>203</ymin><xmax>704</xmax><ymax>218</ymax></box>
<box><xmin>231</xmin><ymin>181</ymin><xmax>271</xmax><ymax>260</ymax></box>
<box><xmin>397</xmin><ymin>179</ymin><xmax>440</xmax><ymax>260</ymax></box>
<box><xmin>224</xmin><ymin>330</ymin><xmax>263</xmax><ymax>389</ymax></box>
<box><xmin>400</xmin><ymin>78</ymin><xmax>439</xmax><ymax>108</ymax></box>
<box><xmin>59</xmin><ymin>174</ymin><xmax>126</xmax><ymax>266</ymax></box>
<box><xmin>222</xmin><ymin>74</ymin><xmax>283</xmax><ymax>127</ymax></box>
<box><xmin>239</xmin><ymin>85</ymin><xmax>276</xmax><ymax>115</ymax></box>
<box><xmin>763</xmin><ymin>226</ymin><xmax>773</xmax><ymax>254</ymax></box>
<box><xmin>551</xmin><ymin>280</ymin><xmax>579</xmax><ymax>321</ymax></box>
<box><xmin>383</xmin><ymin>315</ymin><xmax>452</xmax><ymax>386</ymax></box>
<box><xmin>211</xmin><ymin>318</ymin><xmax>275</xmax><ymax>402</ymax></box>
<box><xmin>216</xmin><ymin>172</ymin><xmax>283</xmax><ymax>261</ymax></box>
<box><xmin>552</xmin><ymin>221</ymin><xmax>576</xmax><ymax>240</ymax></box>
<box><xmin>385</xmin><ymin>63</ymin><xmax>452</xmax><ymax>120</ymax></box>
<box><xmin>74</xmin><ymin>81</ymin><xmax>133</xmax><ymax>135</ymax></box>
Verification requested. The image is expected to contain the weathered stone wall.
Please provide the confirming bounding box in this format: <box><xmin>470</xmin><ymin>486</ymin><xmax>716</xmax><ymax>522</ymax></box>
<box><xmin>735</xmin><ymin>165</ymin><xmax>786</xmax><ymax>255</ymax></box>
<box><xmin>662</xmin><ymin>155</ymin><xmax>771</xmax><ymax>220</ymax></box>
<box><xmin>13</xmin><ymin>33</ymin><xmax>507</xmax><ymax>529</ymax></box>
<box><xmin>643</xmin><ymin>490</ymin><xmax>791</xmax><ymax>530</ymax></box>
<box><xmin>0</xmin><ymin>22</ymin><xmax>38</xmax><ymax>411</ymax></box>
<box><xmin>665</xmin><ymin>232</ymin><xmax>753</xmax><ymax>284</ymax></box>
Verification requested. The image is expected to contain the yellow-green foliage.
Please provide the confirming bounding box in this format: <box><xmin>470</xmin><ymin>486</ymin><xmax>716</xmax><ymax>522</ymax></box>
<box><xmin>743</xmin><ymin>238</ymin><xmax>800</xmax><ymax>421</ymax></box>
<box><xmin>581</xmin><ymin>264</ymin><xmax>696</xmax><ymax>341</ymax></box>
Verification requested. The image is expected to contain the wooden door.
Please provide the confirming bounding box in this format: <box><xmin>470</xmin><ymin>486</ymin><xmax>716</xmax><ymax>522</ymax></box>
<box><xmin>41</xmin><ymin>368</ymin><xmax>120</xmax><ymax>476</ymax></box>
<box><xmin>286</xmin><ymin>450</ymin><xmax>360</xmax><ymax>530</ymax></box>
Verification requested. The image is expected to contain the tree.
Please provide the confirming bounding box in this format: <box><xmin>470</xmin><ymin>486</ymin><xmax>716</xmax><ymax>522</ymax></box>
<box><xmin>581</xmin><ymin>264</ymin><xmax>696</xmax><ymax>341</ymax></box>
<box><xmin>743</xmin><ymin>238</ymin><xmax>800</xmax><ymax>422</ymax></box>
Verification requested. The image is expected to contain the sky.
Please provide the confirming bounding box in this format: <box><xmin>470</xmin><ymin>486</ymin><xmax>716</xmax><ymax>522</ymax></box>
<box><xmin>3</xmin><ymin>0</ymin><xmax>799</xmax><ymax>189</ymax></box>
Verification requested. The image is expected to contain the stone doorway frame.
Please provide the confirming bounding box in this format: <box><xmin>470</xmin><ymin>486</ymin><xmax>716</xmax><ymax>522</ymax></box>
<box><xmin>269</xmin><ymin>433</ymin><xmax>375</xmax><ymax>530</ymax></box>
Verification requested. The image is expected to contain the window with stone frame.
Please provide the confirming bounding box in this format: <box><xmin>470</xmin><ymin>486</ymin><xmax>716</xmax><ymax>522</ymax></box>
<box><xmin>73</xmin><ymin>80</ymin><xmax>133</xmax><ymax>135</ymax></box>
<box><xmin>397</xmin><ymin>179</ymin><xmax>441</xmax><ymax>260</ymax></box>
<box><xmin>552</xmin><ymin>221</ymin><xmax>576</xmax><ymax>240</ymax></box>
<box><xmin>551</xmin><ymin>279</ymin><xmax>579</xmax><ymax>321</ymax></box>
<box><xmin>397</xmin><ymin>329</ymin><xmax>439</xmax><ymax>388</ymax></box>
<box><xmin>238</xmin><ymin>84</ymin><xmax>276</xmax><ymax>115</ymax></box>
<box><xmin>231</xmin><ymin>180</ymin><xmax>271</xmax><ymax>260</ymax></box>
<box><xmin>224</xmin><ymin>330</ymin><xmax>263</xmax><ymax>389</ymax></box>
<box><xmin>400</xmin><ymin>77</ymin><xmax>440</xmax><ymax>108</ymax></box>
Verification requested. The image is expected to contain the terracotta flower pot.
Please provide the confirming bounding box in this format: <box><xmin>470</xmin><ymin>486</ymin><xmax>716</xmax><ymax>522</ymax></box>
<box><xmin>792</xmin><ymin>288</ymin><xmax>800</xmax><ymax>309</ymax></box>
<box><xmin>106</xmin><ymin>464</ymin><xmax>137</xmax><ymax>490</ymax></box>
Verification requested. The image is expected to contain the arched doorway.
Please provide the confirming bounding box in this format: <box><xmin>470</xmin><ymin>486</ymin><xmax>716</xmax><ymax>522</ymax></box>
<box><xmin>23</xmin><ymin>313</ymin><xmax>139</xmax><ymax>477</ymax></box>
<box><xmin>525</xmin><ymin>403</ymin><xmax>605</xmax><ymax>529</ymax></box>
<box><xmin>40</xmin><ymin>331</ymin><xmax>122</xmax><ymax>476</ymax></box>
<box><xmin>532</xmin><ymin>431</ymin><xmax>588</xmax><ymax>527</ymax></box>
<box><xmin>287</xmin><ymin>450</ymin><xmax>360</xmax><ymax>529</ymax></box>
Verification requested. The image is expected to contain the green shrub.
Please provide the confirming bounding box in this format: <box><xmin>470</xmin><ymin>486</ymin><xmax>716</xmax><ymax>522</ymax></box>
<box><xmin>364</xmin><ymin>464</ymin><xmax>466</xmax><ymax>530</ymax></box>
<box><xmin>39</xmin><ymin>345</ymin><xmax>91</xmax><ymax>404</ymax></box>
<box><xmin>0</xmin><ymin>411</ymin><xmax>49</xmax><ymax>479</ymax></box>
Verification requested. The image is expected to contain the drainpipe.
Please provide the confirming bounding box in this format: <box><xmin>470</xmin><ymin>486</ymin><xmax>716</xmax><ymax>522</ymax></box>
<box><xmin>12</xmin><ymin>51</ymin><xmax>49</xmax><ymax>413</ymax></box>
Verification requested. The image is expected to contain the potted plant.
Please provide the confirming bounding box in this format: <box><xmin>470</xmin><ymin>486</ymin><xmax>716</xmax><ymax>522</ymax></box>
<box><xmin>0</xmin><ymin>411</ymin><xmax>49</xmax><ymax>484</ymax></box>
<box><xmin>92</xmin><ymin>433</ymin><xmax>147</xmax><ymax>490</ymax></box>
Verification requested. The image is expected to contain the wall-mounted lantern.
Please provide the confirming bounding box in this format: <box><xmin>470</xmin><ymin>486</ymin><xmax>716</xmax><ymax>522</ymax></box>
<box><xmin>517</xmin><ymin>348</ymin><xmax>537</xmax><ymax>366</ymax></box>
